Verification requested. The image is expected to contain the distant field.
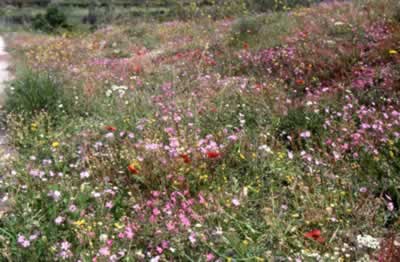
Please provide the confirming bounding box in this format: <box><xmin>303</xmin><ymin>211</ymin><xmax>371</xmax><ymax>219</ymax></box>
<box><xmin>0</xmin><ymin>4</ymin><xmax>172</xmax><ymax>28</ymax></box>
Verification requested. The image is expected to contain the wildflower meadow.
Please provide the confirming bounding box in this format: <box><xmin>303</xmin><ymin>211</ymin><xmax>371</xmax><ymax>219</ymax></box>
<box><xmin>1</xmin><ymin>0</ymin><xmax>400</xmax><ymax>261</ymax></box>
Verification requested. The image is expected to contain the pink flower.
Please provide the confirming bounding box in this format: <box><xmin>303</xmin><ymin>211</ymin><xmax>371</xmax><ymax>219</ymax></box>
<box><xmin>179</xmin><ymin>213</ymin><xmax>191</xmax><ymax>227</ymax></box>
<box><xmin>124</xmin><ymin>226</ymin><xmax>135</xmax><ymax>240</ymax></box>
<box><xmin>232</xmin><ymin>198</ymin><xmax>240</xmax><ymax>207</ymax></box>
<box><xmin>387</xmin><ymin>202</ymin><xmax>394</xmax><ymax>211</ymax></box>
<box><xmin>54</xmin><ymin>216</ymin><xmax>65</xmax><ymax>225</ymax></box>
<box><xmin>98</xmin><ymin>246</ymin><xmax>110</xmax><ymax>256</ymax></box>
<box><xmin>152</xmin><ymin>208</ymin><xmax>161</xmax><ymax>216</ymax></box>
<box><xmin>166</xmin><ymin>221</ymin><xmax>176</xmax><ymax>232</ymax></box>
<box><xmin>17</xmin><ymin>235</ymin><xmax>30</xmax><ymax>248</ymax></box>
<box><xmin>68</xmin><ymin>204</ymin><xmax>77</xmax><ymax>212</ymax></box>
<box><xmin>105</xmin><ymin>201</ymin><xmax>113</xmax><ymax>209</ymax></box>
<box><xmin>227</xmin><ymin>135</ymin><xmax>238</xmax><ymax>141</ymax></box>
<box><xmin>156</xmin><ymin>246</ymin><xmax>163</xmax><ymax>254</ymax></box>
<box><xmin>206</xmin><ymin>253</ymin><xmax>215</xmax><ymax>261</ymax></box>
<box><xmin>60</xmin><ymin>241</ymin><xmax>71</xmax><ymax>251</ymax></box>
<box><xmin>189</xmin><ymin>232</ymin><xmax>197</xmax><ymax>244</ymax></box>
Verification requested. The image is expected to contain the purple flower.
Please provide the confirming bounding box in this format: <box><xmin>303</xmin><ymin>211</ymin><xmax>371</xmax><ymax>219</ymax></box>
<box><xmin>227</xmin><ymin>135</ymin><xmax>238</xmax><ymax>141</ymax></box>
<box><xmin>54</xmin><ymin>216</ymin><xmax>65</xmax><ymax>225</ymax></box>
<box><xmin>80</xmin><ymin>171</ymin><xmax>90</xmax><ymax>179</ymax></box>
<box><xmin>17</xmin><ymin>234</ymin><xmax>30</xmax><ymax>248</ymax></box>
<box><xmin>68</xmin><ymin>204</ymin><xmax>77</xmax><ymax>212</ymax></box>
<box><xmin>99</xmin><ymin>246</ymin><xmax>111</xmax><ymax>256</ymax></box>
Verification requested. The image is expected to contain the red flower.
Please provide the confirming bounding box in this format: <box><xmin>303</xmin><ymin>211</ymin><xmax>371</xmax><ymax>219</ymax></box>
<box><xmin>207</xmin><ymin>151</ymin><xmax>221</xmax><ymax>159</ymax></box>
<box><xmin>180</xmin><ymin>154</ymin><xmax>191</xmax><ymax>164</ymax></box>
<box><xmin>304</xmin><ymin>229</ymin><xmax>325</xmax><ymax>243</ymax></box>
<box><xmin>243</xmin><ymin>42</ymin><xmax>249</xmax><ymax>50</ymax></box>
<box><xmin>255</xmin><ymin>83</ymin><xmax>262</xmax><ymax>90</ymax></box>
<box><xmin>128</xmin><ymin>164</ymin><xmax>139</xmax><ymax>175</ymax></box>
<box><xmin>133</xmin><ymin>64</ymin><xmax>142</xmax><ymax>74</ymax></box>
<box><xmin>105</xmin><ymin>126</ymin><xmax>117</xmax><ymax>132</ymax></box>
<box><xmin>296</xmin><ymin>79</ymin><xmax>305</xmax><ymax>85</ymax></box>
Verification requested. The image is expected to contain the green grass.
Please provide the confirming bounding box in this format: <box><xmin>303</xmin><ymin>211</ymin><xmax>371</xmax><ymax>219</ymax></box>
<box><xmin>1</xmin><ymin>0</ymin><xmax>400</xmax><ymax>260</ymax></box>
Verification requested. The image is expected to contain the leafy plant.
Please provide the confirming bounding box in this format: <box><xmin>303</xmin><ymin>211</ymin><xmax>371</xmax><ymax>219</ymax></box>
<box><xmin>32</xmin><ymin>6</ymin><xmax>68</xmax><ymax>32</ymax></box>
<box><xmin>5</xmin><ymin>69</ymin><xmax>71</xmax><ymax>118</ymax></box>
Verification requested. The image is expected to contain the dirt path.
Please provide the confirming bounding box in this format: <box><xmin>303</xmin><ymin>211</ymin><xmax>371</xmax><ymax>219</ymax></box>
<box><xmin>0</xmin><ymin>36</ymin><xmax>12</xmax><ymax>165</ymax></box>
<box><xmin>0</xmin><ymin>35</ymin><xmax>12</xmax><ymax>216</ymax></box>
<box><xmin>0</xmin><ymin>36</ymin><xmax>10</xmax><ymax>106</ymax></box>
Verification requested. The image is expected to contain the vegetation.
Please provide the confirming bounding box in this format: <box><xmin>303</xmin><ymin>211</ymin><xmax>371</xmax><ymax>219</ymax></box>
<box><xmin>32</xmin><ymin>6</ymin><xmax>69</xmax><ymax>32</ymax></box>
<box><xmin>1</xmin><ymin>0</ymin><xmax>400</xmax><ymax>260</ymax></box>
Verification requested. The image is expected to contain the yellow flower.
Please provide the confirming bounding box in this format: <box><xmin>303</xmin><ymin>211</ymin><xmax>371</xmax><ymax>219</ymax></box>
<box><xmin>52</xmin><ymin>141</ymin><xmax>60</xmax><ymax>148</ymax></box>
<box><xmin>73</xmin><ymin>219</ymin><xmax>86</xmax><ymax>227</ymax></box>
<box><xmin>199</xmin><ymin>174</ymin><xmax>208</xmax><ymax>182</ymax></box>
<box><xmin>114</xmin><ymin>223</ymin><xmax>124</xmax><ymax>229</ymax></box>
<box><xmin>389</xmin><ymin>49</ymin><xmax>398</xmax><ymax>55</ymax></box>
<box><xmin>389</xmin><ymin>151</ymin><xmax>395</xmax><ymax>158</ymax></box>
<box><xmin>278</xmin><ymin>152</ymin><xmax>285</xmax><ymax>159</ymax></box>
<box><xmin>31</xmin><ymin>123</ymin><xmax>38</xmax><ymax>131</ymax></box>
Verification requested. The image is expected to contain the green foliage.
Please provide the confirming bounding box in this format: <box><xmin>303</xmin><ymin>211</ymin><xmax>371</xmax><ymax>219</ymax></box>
<box><xmin>275</xmin><ymin>107</ymin><xmax>325</xmax><ymax>149</ymax></box>
<box><xmin>233</xmin><ymin>16</ymin><xmax>262</xmax><ymax>36</ymax></box>
<box><xmin>5</xmin><ymin>69</ymin><xmax>71</xmax><ymax>118</ymax></box>
<box><xmin>250</xmin><ymin>0</ymin><xmax>323</xmax><ymax>11</ymax></box>
<box><xmin>228</xmin><ymin>11</ymin><xmax>296</xmax><ymax>50</ymax></box>
<box><xmin>32</xmin><ymin>6</ymin><xmax>68</xmax><ymax>32</ymax></box>
<box><xmin>171</xmin><ymin>0</ymin><xmax>248</xmax><ymax>20</ymax></box>
<box><xmin>230</xmin><ymin>15</ymin><xmax>263</xmax><ymax>46</ymax></box>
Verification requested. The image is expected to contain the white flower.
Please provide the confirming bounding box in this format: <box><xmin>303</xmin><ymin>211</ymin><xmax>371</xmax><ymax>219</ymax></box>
<box><xmin>80</xmin><ymin>171</ymin><xmax>90</xmax><ymax>179</ymax></box>
<box><xmin>258</xmin><ymin>145</ymin><xmax>272</xmax><ymax>154</ymax></box>
<box><xmin>99</xmin><ymin>234</ymin><xmax>108</xmax><ymax>242</ymax></box>
<box><xmin>300</xmin><ymin>131</ymin><xmax>311</xmax><ymax>138</ymax></box>
<box><xmin>232</xmin><ymin>198</ymin><xmax>240</xmax><ymax>207</ymax></box>
<box><xmin>54</xmin><ymin>216</ymin><xmax>65</xmax><ymax>225</ymax></box>
<box><xmin>357</xmin><ymin>234</ymin><xmax>380</xmax><ymax>249</ymax></box>
<box><xmin>288</xmin><ymin>151</ymin><xmax>294</xmax><ymax>159</ymax></box>
<box><xmin>334</xmin><ymin>21</ymin><xmax>345</xmax><ymax>26</ymax></box>
<box><xmin>150</xmin><ymin>256</ymin><xmax>160</xmax><ymax>262</ymax></box>
<box><xmin>48</xmin><ymin>190</ymin><xmax>62</xmax><ymax>201</ymax></box>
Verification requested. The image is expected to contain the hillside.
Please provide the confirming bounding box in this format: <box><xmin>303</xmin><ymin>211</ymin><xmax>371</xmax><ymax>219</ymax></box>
<box><xmin>1</xmin><ymin>0</ymin><xmax>400</xmax><ymax>260</ymax></box>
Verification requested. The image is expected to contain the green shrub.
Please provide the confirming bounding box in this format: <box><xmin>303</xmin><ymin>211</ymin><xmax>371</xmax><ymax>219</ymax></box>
<box><xmin>32</xmin><ymin>6</ymin><xmax>68</xmax><ymax>32</ymax></box>
<box><xmin>171</xmin><ymin>0</ymin><xmax>248</xmax><ymax>20</ymax></box>
<box><xmin>249</xmin><ymin>0</ymin><xmax>322</xmax><ymax>12</ymax></box>
<box><xmin>5</xmin><ymin>69</ymin><xmax>71</xmax><ymax>118</ymax></box>
<box><xmin>230</xmin><ymin>15</ymin><xmax>264</xmax><ymax>46</ymax></box>
<box><xmin>233</xmin><ymin>16</ymin><xmax>262</xmax><ymax>35</ymax></box>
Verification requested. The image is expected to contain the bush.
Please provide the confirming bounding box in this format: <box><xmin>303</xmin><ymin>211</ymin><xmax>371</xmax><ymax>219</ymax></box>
<box><xmin>171</xmin><ymin>0</ymin><xmax>248</xmax><ymax>20</ymax></box>
<box><xmin>32</xmin><ymin>6</ymin><xmax>68</xmax><ymax>32</ymax></box>
<box><xmin>230</xmin><ymin>15</ymin><xmax>264</xmax><ymax>46</ymax></box>
<box><xmin>5</xmin><ymin>69</ymin><xmax>71</xmax><ymax>118</ymax></box>
<box><xmin>233</xmin><ymin>16</ymin><xmax>262</xmax><ymax>35</ymax></box>
<box><xmin>249</xmin><ymin>0</ymin><xmax>323</xmax><ymax>12</ymax></box>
